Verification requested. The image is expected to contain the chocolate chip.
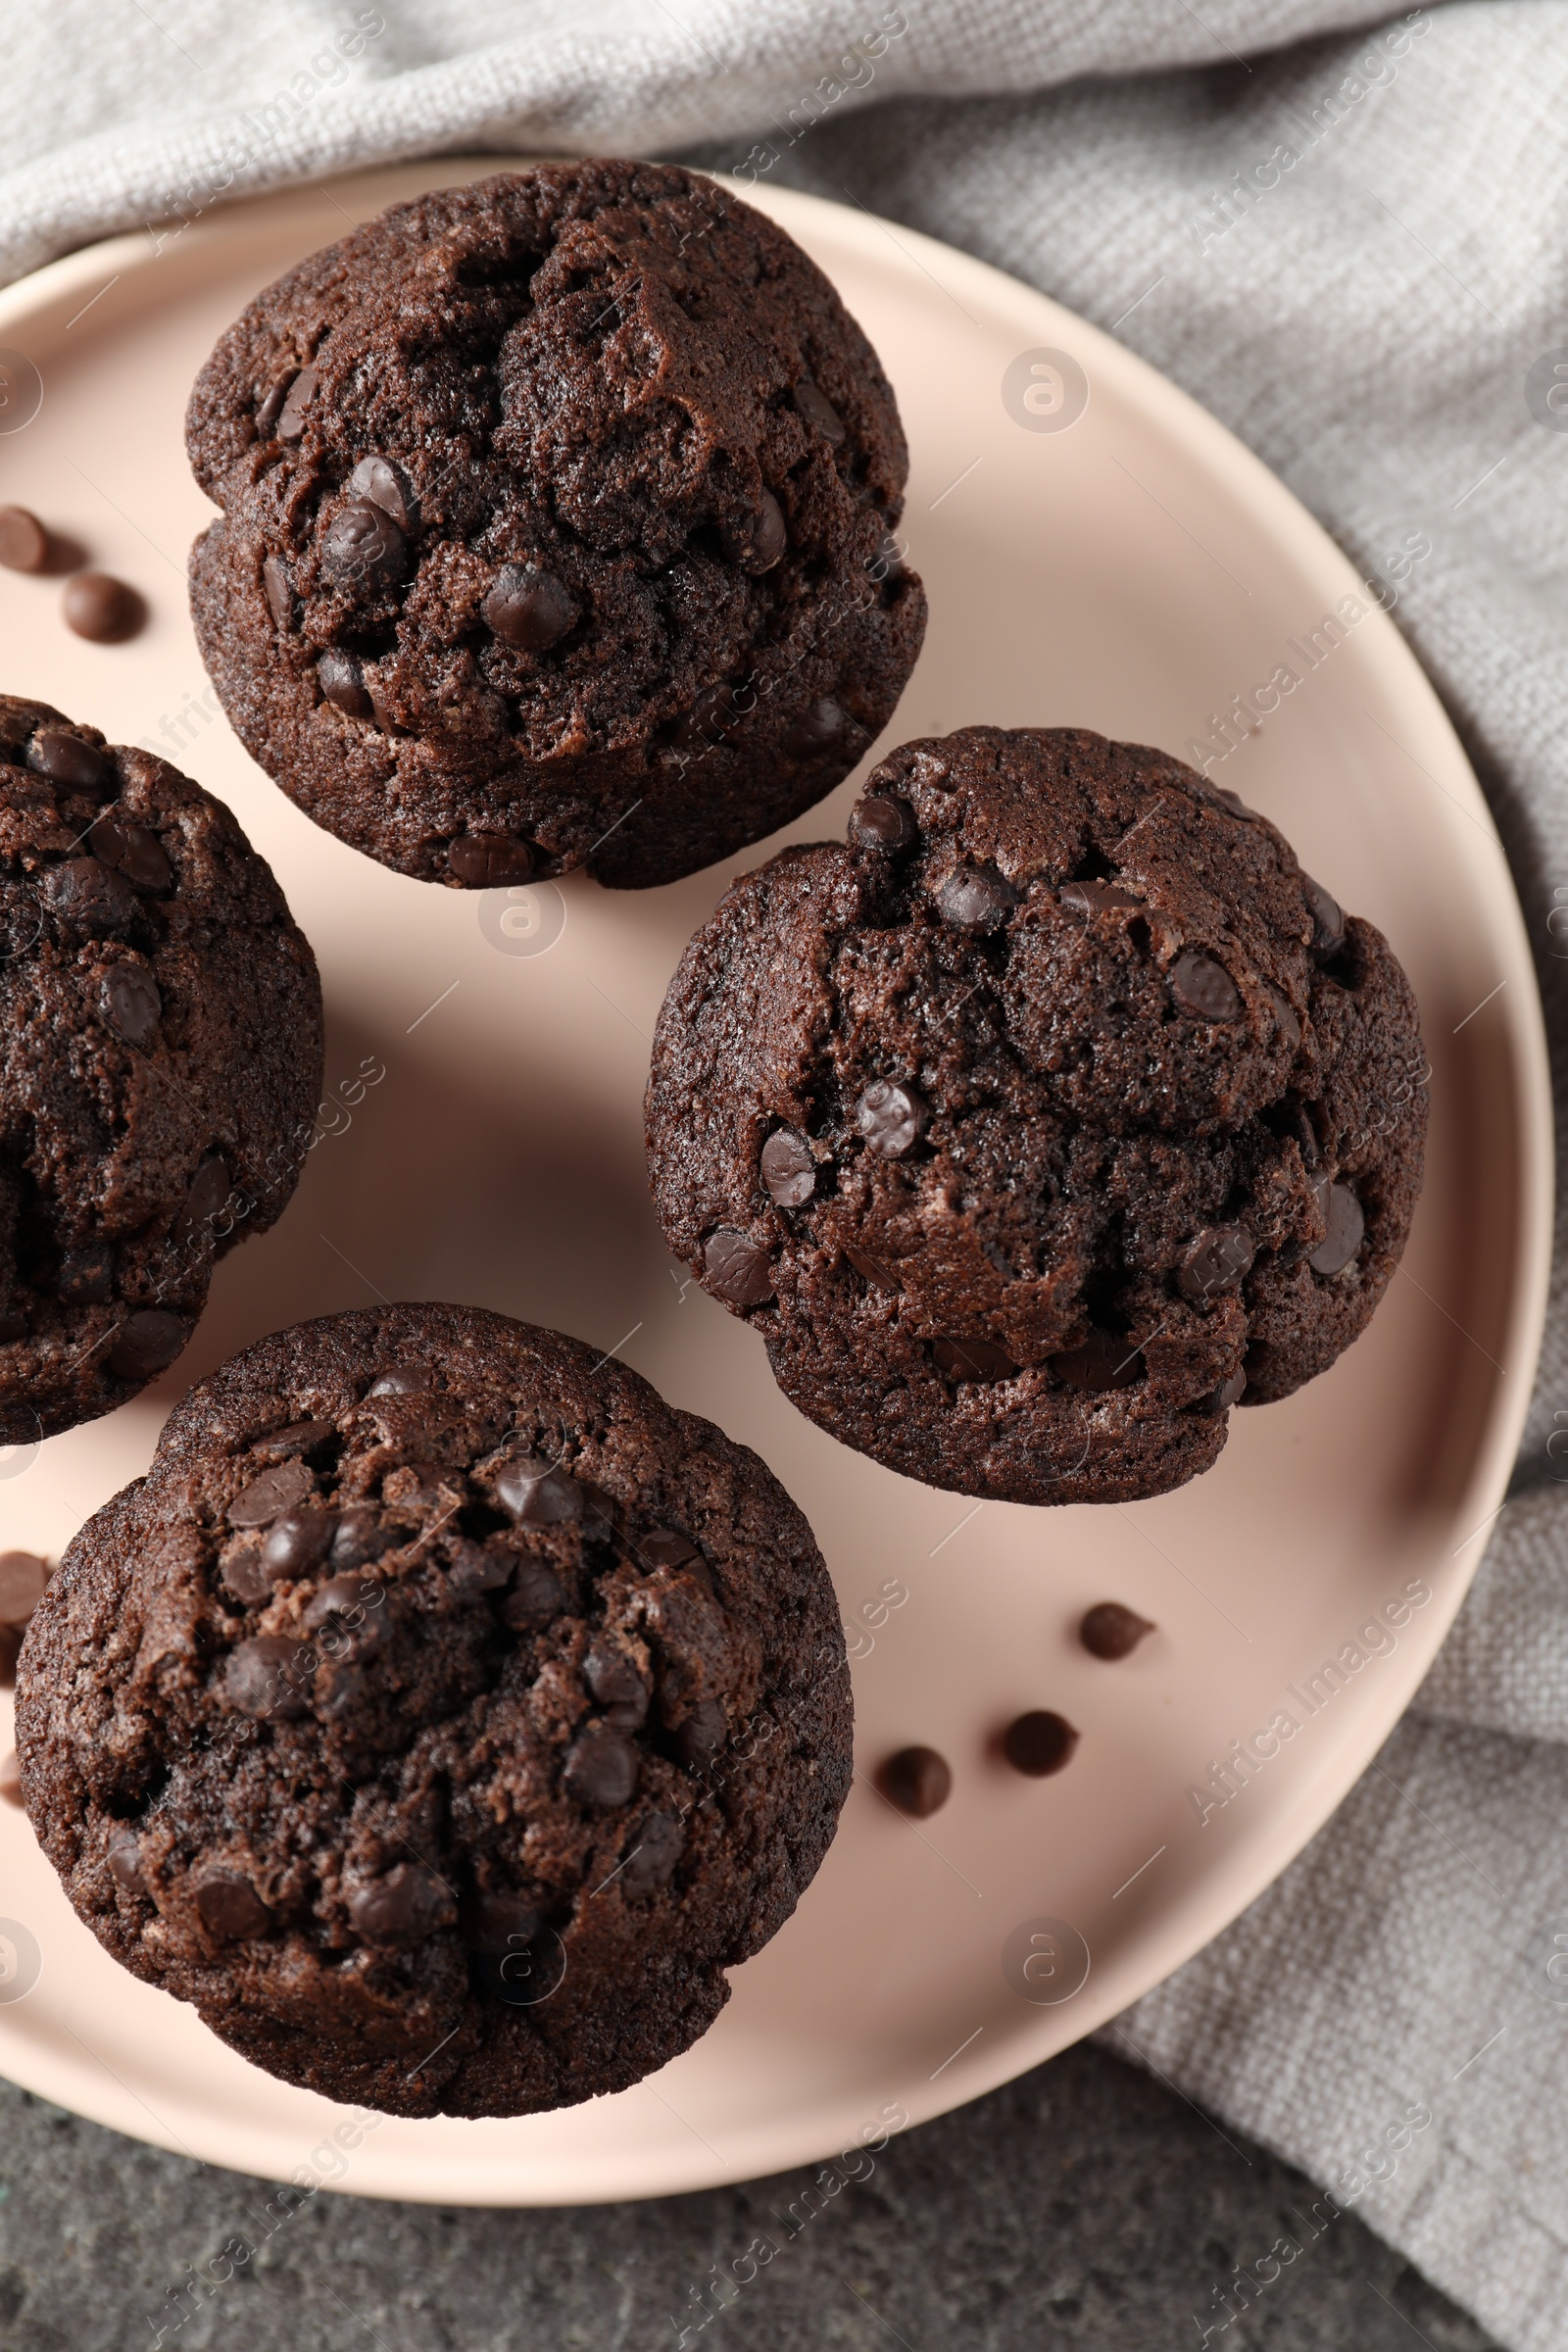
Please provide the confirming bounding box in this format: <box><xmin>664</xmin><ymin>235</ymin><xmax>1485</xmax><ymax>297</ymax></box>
<box><xmin>444</xmin><ymin>1538</ymin><xmax>514</xmax><ymax>1597</ymax></box>
<box><xmin>1178</xmin><ymin>1225</ymin><xmax>1254</xmax><ymax>1302</ymax></box>
<box><xmin>471</xmin><ymin>1889</ymin><xmax>542</xmax><ymax>1953</ymax></box>
<box><xmin>276</xmin><ymin>367</ymin><xmax>317</xmax><ymax>439</ymax></box>
<box><xmin>578</xmin><ymin>1483</ymin><xmax>620</xmax><ymax>1540</ymax></box>
<box><xmin>936</xmin><ymin>864</ymin><xmax>1017</xmax><ymax>933</ymax></box>
<box><xmin>760</xmin><ymin>1127</ymin><xmax>815</xmax><ymax>1206</ymax></box>
<box><xmin>1303</xmin><ymin>875</ymin><xmax>1346</xmax><ymax>959</ymax></box>
<box><xmin>220</xmin><ymin>1547</ymin><xmax>273</xmax><ymax>1606</ymax></box>
<box><xmin>179</xmin><ymin>1152</ymin><xmax>230</xmax><ymax>1234</ymax></box>
<box><xmin>26</xmin><ymin>729</ymin><xmax>113</xmax><ymax>793</ymax></box>
<box><xmin>0</xmin><ymin>505</ymin><xmax>47</xmax><ymax>572</ymax></box>
<box><xmin>40</xmin><ymin>857</ymin><xmax>138</xmax><ymax>934</ymax></box>
<box><xmin>1079</xmin><ymin>1602</ymin><xmax>1154</xmax><ymax>1660</ymax></box>
<box><xmin>57</xmin><ymin>1246</ymin><xmax>113</xmax><ymax>1305</ymax></box>
<box><xmin>0</xmin><ymin>1550</ymin><xmax>47</xmax><ymax>1626</ymax></box>
<box><xmin>500</xmin><ymin>1557</ymin><xmax>568</xmax><ymax>1629</ymax></box>
<box><xmin>331</xmin><ymin>1505</ymin><xmax>394</xmax><ymax>1569</ymax></box>
<box><xmin>262</xmin><ymin>555</ymin><xmax>294</xmax><ymax>630</ymax></box>
<box><xmin>855</xmin><ymin>1079</ymin><xmax>928</xmax><ymax>1158</ymax></box>
<box><xmin>844</xmin><ymin>1246</ymin><xmax>902</xmax><ymax>1290</ymax></box>
<box><xmin>1059</xmin><ymin>877</ymin><xmax>1143</xmax><ymax>914</ymax></box>
<box><xmin>256</xmin><ymin>371</ymin><xmax>297</xmax><ymax>435</ymax></box>
<box><xmin>879</xmin><ymin>1745</ymin><xmax>951</xmax><ymax>1818</ymax></box>
<box><xmin>348</xmin><ymin>454</ymin><xmax>417</xmax><ymax>533</ymax></box>
<box><xmin>849</xmin><ymin>793</ymin><xmax>917</xmax><ymax>852</ymax></box>
<box><xmin>107</xmin><ymin>1832</ymin><xmax>148</xmax><ymax>1895</ymax></box>
<box><xmin>704</xmin><ymin>1229</ymin><xmax>775</xmax><ymax>1305</ymax></box>
<box><xmin>496</xmin><ymin>1451</ymin><xmax>582</xmax><ymax>1526</ymax></box>
<box><xmin>724</xmin><ymin>490</ymin><xmax>786</xmax><ymax>572</ymax></box>
<box><xmin>1050</xmin><ymin>1328</ymin><xmax>1142</xmax><ymax>1391</ymax></box>
<box><xmin>195</xmin><ymin>1869</ymin><xmax>272</xmax><ymax>1941</ymax></box>
<box><xmin>673</xmin><ymin>1696</ymin><xmax>728</xmax><ymax>1771</ymax></box>
<box><xmin>227</xmin><ymin>1458</ymin><xmax>315</xmax><ymax>1529</ymax></box>
<box><xmin>107</xmin><ymin>1310</ymin><xmax>187</xmax><ymax>1380</ymax></box>
<box><xmin>102</xmin><ymin>965</ymin><xmax>161</xmax><ymax>1049</ymax></box>
<box><xmin>318</xmin><ymin>649</ymin><xmax>373</xmax><ymax>718</ymax></box>
<box><xmin>585</xmin><ymin>1643</ymin><xmax>649</xmax><ymax>1728</ymax></box>
<box><xmin>366</xmin><ymin>1367</ymin><xmax>425</xmax><ymax>1396</ymax></box>
<box><xmin>1169</xmin><ymin>951</ymin><xmax>1242</xmax><ymax>1021</ymax></box>
<box><xmin>224</xmin><ymin>1634</ymin><xmax>310</xmax><ymax>1720</ymax></box>
<box><xmin>783</xmin><ymin>698</ymin><xmax>847</xmax><ymax>758</ymax></box>
<box><xmin>315</xmin><ymin>1658</ymin><xmax>368</xmax><ymax>1720</ymax></box>
<box><xmin>1265</xmin><ymin>982</ymin><xmax>1300</xmax><ymax>1052</ymax></box>
<box><xmin>348</xmin><ymin>1863</ymin><xmax>452</xmax><ymax>1945</ymax></box>
<box><xmin>263</xmin><ymin>1506</ymin><xmax>338</xmax><ymax>1580</ymax></box>
<box><xmin>793</xmin><ymin>379</ymin><xmax>846</xmax><ymax>443</ymax></box>
<box><xmin>933</xmin><ymin>1336</ymin><xmax>1018</xmax><ymax>1382</ymax></box>
<box><xmin>448</xmin><ymin>831</ymin><xmax>534</xmax><ymax>888</ymax></box>
<box><xmin>253</xmin><ymin>1419</ymin><xmax>335</xmax><ymax>1462</ymax></box>
<box><xmin>322</xmin><ymin>499</ymin><xmax>407</xmax><ymax>592</ymax></box>
<box><xmin>1309</xmin><ymin>1180</ymin><xmax>1365</xmax><ymax>1275</ymax></box>
<box><xmin>1197</xmin><ymin>1370</ymin><xmax>1248</xmax><ymax>1413</ymax></box>
<box><xmin>1002</xmin><ymin>1709</ymin><xmax>1079</xmax><ymax>1776</ymax></box>
<box><xmin>483</xmin><ymin>564</ymin><xmax>577</xmax><ymax>652</ymax></box>
<box><xmin>563</xmin><ymin>1720</ymin><xmax>639</xmax><ymax>1809</ymax></box>
<box><xmin>63</xmin><ymin>573</ymin><xmax>142</xmax><ymax>643</ymax></box>
<box><xmin>619</xmin><ymin>1811</ymin><xmax>685</xmax><ymax>1896</ymax></box>
<box><xmin>637</xmin><ymin>1529</ymin><xmax>699</xmax><ymax>1570</ymax></box>
<box><xmin>88</xmin><ymin>814</ymin><xmax>172</xmax><ymax>893</ymax></box>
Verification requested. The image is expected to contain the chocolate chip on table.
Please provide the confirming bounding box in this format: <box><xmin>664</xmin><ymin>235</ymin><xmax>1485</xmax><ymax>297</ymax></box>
<box><xmin>262</xmin><ymin>1505</ymin><xmax>338</xmax><ymax>1579</ymax></box>
<box><xmin>704</xmin><ymin>1229</ymin><xmax>775</xmax><ymax>1305</ymax></box>
<box><xmin>276</xmin><ymin>367</ymin><xmax>317</xmax><ymax>440</ymax></box>
<box><xmin>724</xmin><ymin>489</ymin><xmax>787</xmax><ymax>573</ymax></box>
<box><xmin>619</xmin><ymin>1811</ymin><xmax>686</xmax><ymax>1896</ymax></box>
<box><xmin>1309</xmin><ymin>1179</ymin><xmax>1365</xmax><ymax>1275</ymax></box>
<box><xmin>262</xmin><ymin>555</ymin><xmax>294</xmax><ymax>630</ymax></box>
<box><xmin>195</xmin><ymin>1868</ymin><xmax>272</xmax><ymax>1942</ymax></box>
<box><xmin>1302</xmin><ymin>875</ymin><xmax>1346</xmax><ymax>959</ymax></box>
<box><xmin>26</xmin><ymin>728</ymin><xmax>113</xmax><ymax>793</ymax></box>
<box><xmin>107</xmin><ymin>1831</ymin><xmax>148</xmax><ymax>1894</ymax></box>
<box><xmin>0</xmin><ymin>505</ymin><xmax>48</xmax><ymax>572</ymax></box>
<box><xmin>88</xmin><ymin>813</ymin><xmax>172</xmax><ymax>893</ymax></box>
<box><xmin>348</xmin><ymin>454</ymin><xmax>417</xmax><ymax>533</ymax></box>
<box><xmin>1168</xmin><ymin>950</ymin><xmax>1242</xmax><ymax>1021</ymax></box>
<box><xmin>500</xmin><ymin>1557</ymin><xmax>568</xmax><ymax>1629</ymax></box>
<box><xmin>936</xmin><ymin>864</ymin><xmax>1017</xmax><ymax>933</ymax></box>
<box><xmin>40</xmin><ymin>857</ymin><xmax>138</xmax><ymax>935</ymax></box>
<box><xmin>793</xmin><ymin>378</ymin><xmax>847</xmax><ymax>443</ymax></box>
<box><xmin>224</xmin><ymin>1633</ymin><xmax>310</xmax><ymax>1719</ymax></box>
<box><xmin>349</xmin><ymin>1862</ymin><xmax>451</xmax><ymax>1945</ymax></box>
<box><xmin>879</xmin><ymin>1744</ymin><xmax>952</xmax><ymax>1818</ymax></box>
<box><xmin>1177</xmin><ymin>1224</ymin><xmax>1254</xmax><ymax>1302</ymax></box>
<box><xmin>1050</xmin><ymin>1327</ymin><xmax>1142</xmax><ymax>1391</ymax></box>
<box><xmin>673</xmin><ymin>1698</ymin><xmax>729</xmax><ymax>1771</ymax></box>
<box><xmin>318</xmin><ymin>649</ymin><xmax>373</xmax><ymax>718</ymax></box>
<box><xmin>563</xmin><ymin>1719</ymin><xmax>639</xmax><ymax>1810</ymax></box>
<box><xmin>331</xmin><ymin>1505</ymin><xmax>394</xmax><ymax>1570</ymax></box>
<box><xmin>1079</xmin><ymin>1601</ymin><xmax>1154</xmax><ymax>1660</ymax></box>
<box><xmin>101</xmin><ymin>965</ymin><xmax>161</xmax><ymax>1049</ymax></box>
<box><xmin>107</xmin><ymin>1310</ymin><xmax>187</xmax><ymax>1381</ymax></box>
<box><xmin>855</xmin><ymin>1078</ymin><xmax>928</xmax><ymax>1158</ymax></box>
<box><xmin>483</xmin><ymin>564</ymin><xmax>577</xmax><ymax>653</ymax></box>
<box><xmin>844</xmin><ymin>1246</ymin><xmax>902</xmax><ymax>1290</ymax></box>
<box><xmin>447</xmin><ymin>831</ymin><xmax>534</xmax><ymax>888</ymax></box>
<box><xmin>62</xmin><ymin>573</ymin><xmax>143</xmax><ymax>643</ymax></box>
<box><xmin>57</xmin><ymin>1247</ymin><xmax>114</xmax><ymax>1306</ymax></box>
<box><xmin>760</xmin><ymin>1127</ymin><xmax>815</xmax><ymax>1206</ymax></box>
<box><xmin>849</xmin><ymin>793</ymin><xmax>917</xmax><ymax>852</ymax></box>
<box><xmin>783</xmin><ymin>697</ymin><xmax>846</xmax><ymax>758</ymax></box>
<box><xmin>1059</xmin><ymin>877</ymin><xmax>1142</xmax><ymax>915</ymax></box>
<box><xmin>227</xmin><ymin>1457</ymin><xmax>315</xmax><ymax>1530</ymax></box>
<box><xmin>496</xmin><ymin>1450</ymin><xmax>582</xmax><ymax>1526</ymax></box>
<box><xmin>933</xmin><ymin>1336</ymin><xmax>1018</xmax><ymax>1381</ymax></box>
<box><xmin>1002</xmin><ymin>1709</ymin><xmax>1079</xmax><ymax>1777</ymax></box>
<box><xmin>0</xmin><ymin>1549</ymin><xmax>47</xmax><ymax>1626</ymax></box>
<box><xmin>322</xmin><ymin>500</ymin><xmax>407</xmax><ymax>590</ymax></box>
<box><xmin>637</xmin><ymin>1528</ymin><xmax>699</xmax><ymax>1571</ymax></box>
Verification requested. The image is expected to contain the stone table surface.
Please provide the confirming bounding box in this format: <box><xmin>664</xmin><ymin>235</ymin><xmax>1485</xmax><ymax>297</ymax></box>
<box><xmin>0</xmin><ymin>2043</ymin><xmax>1496</xmax><ymax>2350</ymax></box>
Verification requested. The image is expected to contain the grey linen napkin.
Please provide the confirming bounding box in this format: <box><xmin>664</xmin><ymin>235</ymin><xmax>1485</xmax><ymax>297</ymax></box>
<box><xmin>3</xmin><ymin>5</ymin><xmax>1565</xmax><ymax>2344</ymax></box>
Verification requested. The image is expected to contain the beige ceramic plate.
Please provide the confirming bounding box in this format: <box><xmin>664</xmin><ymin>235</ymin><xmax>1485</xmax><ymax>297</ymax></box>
<box><xmin>0</xmin><ymin>162</ymin><xmax>1549</xmax><ymax>2204</ymax></box>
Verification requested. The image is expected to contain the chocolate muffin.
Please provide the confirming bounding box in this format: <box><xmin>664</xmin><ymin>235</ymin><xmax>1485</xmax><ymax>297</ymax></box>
<box><xmin>645</xmin><ymin>727</ymin><xmax>1427</xmax><ymax>1505</ymax></box>
<box><xmin>17</xmin><ymin>1305</ymin><xmax>851</xmax><ymax>2119</ymax></box>
<box><xmin>186</xmin><ymin>161</ymin><xmax>926</xmax><ymax>891</ymax></box>
<box><xmin>0</xmin><ymin>697</ymin><xmax>321</xmax><ymax>1441</ymax></box>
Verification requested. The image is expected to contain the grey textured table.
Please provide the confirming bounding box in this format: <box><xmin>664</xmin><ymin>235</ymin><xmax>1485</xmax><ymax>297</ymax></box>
<box><xmin>0</xmin><ymin>2045</ymin><xmax>1494</xmax><ymax>2348</ymax></box>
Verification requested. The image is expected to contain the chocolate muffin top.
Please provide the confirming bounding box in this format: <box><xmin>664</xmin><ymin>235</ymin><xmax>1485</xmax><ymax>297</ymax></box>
<box><xmin>0</xmin><ymin>697</ymin><xmax>321</xmax><ymax>1441</ymax></box>
<box><xmin>645</xmin><ymin>727</ymin><xmax>1428</xmax><ymax>1505</ymax></box>
<box><xmin>17</xmin><ymin>1305</ymin><xmax>852</xmax><ymax>2119</ymax></box>
<box><xmin>186</xmin><ymin>161</ymin><xmax>926</xmax><ymax>890</ymax></box>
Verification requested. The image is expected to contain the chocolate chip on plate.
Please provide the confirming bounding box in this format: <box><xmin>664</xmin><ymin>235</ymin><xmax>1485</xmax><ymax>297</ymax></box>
<box><xmin>849</xmin><ymin>793</ymin><xmax>917</xmax><ymax>852</ymax></box>
<box><xmin>563</xmin><ymin>1720</ymin><xmax>639</xmax><ymax>1809</ymax></box>
<box><xmin>1079</xmin><ymin>1601</ymin><xmax>1154</xmax><ymax>1660</ymax></box>
<box><xmin>88</xmin><ymin>813</ymin><xmax>172</xmax><ymax>893</ymax></box>
<box><xmin>783</xmin><ymin>697</ymin><xmax>846</xmax><ymax>758</ymax></box>
<box><xmin>936</xmin><ymin>864</ymin><xmax>1017</xmax><ymax>933</ymax></box>
<box><xmin>879</xmin><ymin>1744</ymin><xmax>952</xmax><ymax>1818</ymax></box>
<box><xmin>1002</xmin><ymin>1709</ymin><xmax>1079</xmax><ymax>1776</ymax></box>
<box><xmin>1168</xmin><ymin>951</ymin><xmax>1242</xmax><ymax>1021</ymax></box>
<box><xmin>704</xmin><ymin>1229</ymin><xmax>775</xmax><ymax>1305</ymax></box>
<box><xmin>0</xmin><ymin>506</ymin><xmax>47</xmax><ymax>572</ymax></box>
<box><xmin>1050</xmin><ymin>1328</ymin><xmax>1142</xmax><ymax>1392</ymax></box>
<box><xmin>195</xmin><ymin>1868</ymin><xmax>272</xmax><ymax>1941</ymax></box>
<box><xmin>855</xmin><ymin>1079</ymin><xmax>928</xmax><ymax>1158</ymax></box>
<box><xmin>101</xmin><ymin>965</ymin><xmax>161</xmax><ymax>1049</ymax></box>
<box><xmin>1177</xmin><ymin>1225</ymin><xmax>1254</xmax><ymax>1302</ymax></box>
<box><xmin>447</xmin><ymin>831</ymin><xmax>534</xmax><ymax>888</ymax></box>
<box><xmin>227</xmin><ymin>1458</ymin><xmax>315</xmax><ymax>1529</ymax></box>
<box><xmin>1309</xmin><ymin>1179</ymin><xmax>1365</xmax><ymax>1275</ymax></box>
<box><xmin>62</xmin><ymin>573</ymin><xmax>143</xmax><ymax>643</ymax></box>
<box><xmin>26</xmin><ymin>728</ymin><xmax>113</xmax><ymax>793</ymax></box>
<box><xmin>793</xmin><ymin>379</ymin><xmax>846</xmax><ymax>443</ymax></box>
<box><xmin>760</xmin><ymin>1127</ymin><xmax>815</xmax><ymax>1206</ymax></box>
<box><xmin>483</xmin><ymin>564</ymin><xmax>577</xmax><ymax>653</ymax></box>
<box><xmin>107</xmin><ymin>1310</ymin><xmax>187</xmax><ymax>1381</ymax></box>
